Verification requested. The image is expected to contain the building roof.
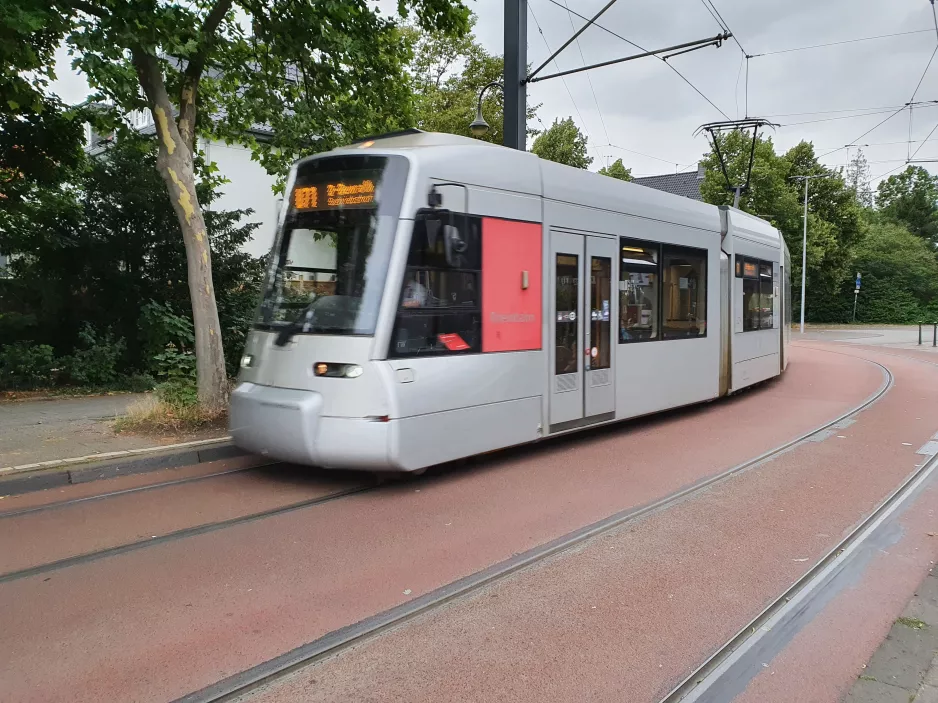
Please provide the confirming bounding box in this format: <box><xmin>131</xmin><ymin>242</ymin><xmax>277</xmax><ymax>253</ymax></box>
<box><xmin>633</xmin><ymin>168</ymin><xmax>704</xmax><ymax>201</ymax></box>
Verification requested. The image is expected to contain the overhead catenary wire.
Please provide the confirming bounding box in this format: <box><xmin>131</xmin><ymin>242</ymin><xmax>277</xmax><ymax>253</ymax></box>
<box><xmin>528</xmin><ymin>0</ymin><xmax>620</xmax><ymax>82</ymax></box>
<box><xmin>932</xmin><ymin>0</ymin><xmax>938</xmax><ymax>41</ymax></box>
<box><xmin>869</xmin><ymin>162</ymin><xmax>911</xmax><ymax>182</ymax></box>
<box><xmin>783</xmin><ymin>104</ymin><xmax>938</xmax><ymax>127</ymax></box>
<box><xmin>764</xmin><ymin>102</ymin><xmax>938</xmax><ymax>119</ymax></box>
<box><xmin>826</xmin><ymin>11</ymin><xmax>938</xmax><ymax>172</ymax></box>
<box><xmin>818</xmin><ymin>106</ymin><xmax>911</xmax><ymax>159</ymax></box>
<box><xmin>734</xmin><ymin>52</ymin><xmax>745</xmax><ymax>119</ymax></box>
<box><xmin>544</xmin><ymin>0</ymin><xmax>731</xmax><ymax>120</ymax></box>
<box><xmin>599</xmin><ymin>142</ymin><xmax>684</xmax><ymax>166</ymax></box>
<box><xmin>560</xmin><ymin>0</ymin><xmax>612</xmax><ymax>164</ymax></box>
<box><xmin>528</xmin><ymin>3</ymin><xmax>601</xmax><ymax>160</ymax></box>
<box><xmin>816</xmin><ymin>136</ymin><xmax>938</xmax><ymax>151</ymax></box>
<box><xmin>750</xmin><ymin>29</ymin><xmax>934</xmax><ymax>57</ymax></box>
<box><xmin>702</xmin><ymin>0</ymin><xmax>746</xmax><ymax>55</ymax></box>
<box><xmin>911</xmin><ymin>45</ymin><xmax>938</xmax><ymax>103</ymax></box>
<box><xmin>700</xmin><ymin>0</ymin><xmax>751</xmax><ymax>116</ymax></box>
<box><xmin>698</xmin><ymin>0</ymin><xmax>727</xmax><ymax>34</ymax></box>
<box><xmin>910</xmin><ymin>119</ymin><xmax>938</xmax><ymax>160</ymax></box>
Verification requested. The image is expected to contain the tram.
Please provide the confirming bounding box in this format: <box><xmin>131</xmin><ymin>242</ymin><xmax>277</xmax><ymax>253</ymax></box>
<box><xmin>230</xmin><ymin>129</ymin><xmax>792</xmax><ymax>471</ymax></box>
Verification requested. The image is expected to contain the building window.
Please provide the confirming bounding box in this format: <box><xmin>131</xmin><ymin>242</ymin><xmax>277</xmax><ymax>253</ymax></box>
<box><xmin>391</xmin><ymin>210</ymin><xmax>482</xmax><ymax>357</ymax></box>
<box><xmin>737</xmin><ymin>256</ymin><xmax>774</xmax><ymax>331</ymax></box>
<box><xmin>618</xmin><ymin>238</ymin><xmax>659</xmax><ymax>343</ymax></box>
<box><xmin>662</xmin><ymin>245</ymin><xmax>707</xmax><ymax>339</ymax></box>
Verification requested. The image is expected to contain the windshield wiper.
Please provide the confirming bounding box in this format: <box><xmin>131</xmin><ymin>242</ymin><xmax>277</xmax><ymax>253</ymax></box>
<box><xmin>274</xmin><ymin>298</ymin><xmax>318</xmax><ymax>347</ymax></box>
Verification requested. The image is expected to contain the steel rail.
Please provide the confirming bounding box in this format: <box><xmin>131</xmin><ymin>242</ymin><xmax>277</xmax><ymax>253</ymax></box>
<box><xmin>0</xmin><ymin>462</ymin><xmax>280</xmax><ymax>520</ymax></box>
<box><xmin>661</xmin><ymin>432</ymin><xmax>937</xmax><ymax>702</ymax></box>
<box><xmin>174</xmin><ymin>359</ymin><xmax>894</xmax><ymax>703</ymax></box>
<box><xmin>0</xmin><ymin>482</ymin><xmax>377</xmax><ymax>584</ymax></box>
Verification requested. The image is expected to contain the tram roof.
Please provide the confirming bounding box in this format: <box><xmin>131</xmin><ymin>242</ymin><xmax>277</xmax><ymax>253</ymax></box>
<box><xmin>324</xmin><ymin>130</ymin><xmax>780</xmax><ymax>237</ymax></box>
<box><xmin>723</xmin><ymin>207</ymin><xmax>782</xmax><ymax>249</ymax></box>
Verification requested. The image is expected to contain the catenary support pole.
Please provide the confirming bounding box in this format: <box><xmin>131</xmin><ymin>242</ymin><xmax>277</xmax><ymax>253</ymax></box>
<box><xmin>504</xmin><ymin>0</ymin><xmax>527</xmax><ymax>151</ymax></box>
<box><xmin>800</xmin><ymin>178</ymin><xmax>808</xmax><ymax>334</ymax></box>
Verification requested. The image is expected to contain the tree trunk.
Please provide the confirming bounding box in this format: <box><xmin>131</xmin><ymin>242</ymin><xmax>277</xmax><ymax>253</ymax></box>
<box><xmin>133</xmin><ymin>50</ymin><xmax>228</xmax><ymax>411</ymax></box>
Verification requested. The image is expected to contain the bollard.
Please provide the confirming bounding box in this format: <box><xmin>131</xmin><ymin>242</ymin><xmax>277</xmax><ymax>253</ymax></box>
<box><xmin>920</xmin><ymin>323</ymin><xmax>923</xmax><ymax>345</ymax></box>
<box><xmin>934</xmin><ymin>323</ymin><xmax>937</xmax><ymax>347</ymax></box>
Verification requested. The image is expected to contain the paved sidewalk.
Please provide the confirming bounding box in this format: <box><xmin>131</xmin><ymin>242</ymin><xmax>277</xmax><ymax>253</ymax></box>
<box><xmin>800</xmin><ymin>325</ymin><xmax>938</xmax><ymax>352</ymax></box>
<box><xmin>844</xmin><ymin>566</ymin><xmax>938</xmax><ymax>703</ymax></box>
<box><xmin>0</xmin><ymin>394</ymin><xmax>224</xmax><ymax>468</ymax></box>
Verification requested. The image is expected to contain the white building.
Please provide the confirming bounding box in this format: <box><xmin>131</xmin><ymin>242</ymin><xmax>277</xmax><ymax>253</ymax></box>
<box><xmin>87</xmin><ymin>108</ymin><xmax>282</xmax><ymax>259</ymax></box>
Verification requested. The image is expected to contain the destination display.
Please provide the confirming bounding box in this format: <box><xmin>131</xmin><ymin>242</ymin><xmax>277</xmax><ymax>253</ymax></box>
<box><xmin>292</xmin><ymin>176</ymin><xmax>377</xmax><ymax>211</ymax></box>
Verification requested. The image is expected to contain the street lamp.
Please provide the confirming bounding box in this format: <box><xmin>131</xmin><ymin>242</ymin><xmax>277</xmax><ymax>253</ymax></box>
<box><xmin>469</xmin><ymin>81</ymin><xmax>504</xmax><ymax>138</ymax></box>
<box><xmin>789</xmin><ymin>174</ymin><xmax>829</xmax><ymax>334</ymax></box>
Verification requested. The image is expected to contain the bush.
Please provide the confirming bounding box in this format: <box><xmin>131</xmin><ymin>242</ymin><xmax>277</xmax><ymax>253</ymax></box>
<box><xmin>0</xmin><ymin>341</ymin><xmax>57</xmax><ymax>389</ymax></box>
<box><xmin>152</xmin><ymin>342</ymin><xmax>198</xmax><ymax>408</ymax></box>
<box><xmin>138</xmin><ymin>300</ymin><xmax>195</xmax><ymax>368</ymax></box>
<box><xmin>61</xmin><ymin>324</ymin><xmax>126</xmax><ymax>386</ymax></box>
<box><xmin>122</xmin><ymin>373</ymin><xmax>156</xmax><ymax>393</ymax></box>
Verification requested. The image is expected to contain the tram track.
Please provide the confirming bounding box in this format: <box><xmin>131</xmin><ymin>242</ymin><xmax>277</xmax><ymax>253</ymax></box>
<box><xmin>0</xmin><ymin>462</ymin><xmax>280</xmax><ymax>520</ymax></box>
<box><xmin>659</xmin><ymin>439</ymin><xmax>938</xmax><ymax>702</ymax></box>
<box><xmin>0</xmin><ymin>481</ymin><xmax>378</xmax><ymax>585</ymax></box>
<box><xmin>172</xmin><ymin>357</ymin><xmax>895</xmax><ymax>703</ymax></box>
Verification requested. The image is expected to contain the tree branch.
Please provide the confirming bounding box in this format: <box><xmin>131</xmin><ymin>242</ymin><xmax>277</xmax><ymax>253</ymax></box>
<box><xmin>185</xmin><ymin>0</ymin><xmax>234</xmax><ymax>83</ymax></box>
<box><xmin>177</xmin><ymin>0</ymin><xmax>233</xmax><ymax>154</ymax></box>
<box><xmin>70</xmin><ymin>0</ymin><xmax>106</xmax><ymax>18</ymax></box>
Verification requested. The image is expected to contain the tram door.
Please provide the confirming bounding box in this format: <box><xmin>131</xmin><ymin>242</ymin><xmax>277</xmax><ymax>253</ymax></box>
<box><xmin>549</xmin><ymin>230</ymin><xmax>617</xmax><ymax>430</ymax></box>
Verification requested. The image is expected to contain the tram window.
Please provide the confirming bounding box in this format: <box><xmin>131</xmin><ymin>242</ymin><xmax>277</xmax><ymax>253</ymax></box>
<box><xmin>590</xmin><ymin>256</ymin><xmax>612</xmax><ymax>369</ymax></box>
<box><xmin>742</xmin><ymin>260</ymin><xmax>760</xmax><ymax>332</ymax></box>
<box><xmin>661</xmin><ymin>245</ymin><xmax>707</xmax><ymax>339</ymax></box>
<box><xmin>739</xmin><ymin>256</ymin><xmax>774</xmax><ymax>331</ymax></box>
<box><xmin>618</xmin><ymin>238</ymin><xmax>659</xmax><ymax>343</ymax></box>
<box><xmin>760</xmin><ymin>263</ymin><xmax>774</xmax><ymax>329</ymax></box>
<box><xmin>555</xmin><ymin>253</ymin><xmax>579</xmax><ymax>375</ymax></box>
<box><xmin>391</xmin><ymin>210</ymin><xmax>482</xmax><ymax>357</ymax></box>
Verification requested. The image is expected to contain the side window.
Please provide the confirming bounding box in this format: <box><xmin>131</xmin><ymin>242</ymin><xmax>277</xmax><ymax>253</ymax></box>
<box><xmin>760</xmin><ymin>263</ymin><xmax>774</xmax><ymax>329</ymax></box>
<box><xmin>619</xmin><ymin>238</ymin><xmax>659</xmax><ymax>343</ymax></box>
<box><xmin>739</xmin><ymin>256</ymin><xmax>775</xmax><ymax>331</ymax></box>
<box><xmin>742</xmin><ymin>259</ymin><xmax>760</xmax><ymax>331</ymax></box>
<box><xmin>662</xmin><ymin>245</ymin><xmax>707</xmax><ymax>339</ymax></box>
<box><xmin>391</xmin><ymin>210</ymin><xmax>482</xmax><ymax>357</ymax></box>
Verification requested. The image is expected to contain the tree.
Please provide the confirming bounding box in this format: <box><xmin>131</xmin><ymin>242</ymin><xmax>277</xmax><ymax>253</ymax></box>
<box><xmin>1</xmin><ymin>2</ymin><xmax>85</xmax><ymax>228</ymax></box>
<box><xmin>405</xmin><ymin>15</ymin><xmax>539</xmax><ymax>143</ymax></box>
<box><xmin>531</xmin><ymin>117</ymin><xmax>592</xmax><ymax>168</ymax></box>
<box><xmin>845</xmin><ymin>149</ymin><xmax>873</xmax><ymax>208</ymax></box>
<box><xmin>876</xmin><ymin>166</ymin><xmax>938</xmax><ymax>244</ymax></box>
<box><xmin>598</xmin><ymin>158</ymin><xmax>632</xmax><ymax>181</ymax></box>
<box><xmin>851</xmin><ymin>214</ymin><xmax>938</xmax><ymax>323</ymax></box>
<box><xmin>700</xmin><ymin>132</ymin><xmax>863</xmax><ymax>321</ymax></box>
<box><xmin>0</xmin><ymin>134</ymin><xmax>265</xmax><ymax>376</ymax></box>
<box><xmin>48</xmin><ymin>0</ymin><xmax>469</xmax><ymax>409</ymax></box>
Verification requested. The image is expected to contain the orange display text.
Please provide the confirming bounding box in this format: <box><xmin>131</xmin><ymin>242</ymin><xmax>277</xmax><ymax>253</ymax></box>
<box><xmin>293</xmin><ymin>179</ymin><xmax>376</xmax><ymax>211</ymax></box>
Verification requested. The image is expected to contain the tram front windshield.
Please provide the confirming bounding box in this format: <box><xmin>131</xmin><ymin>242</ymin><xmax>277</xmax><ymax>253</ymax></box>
<box><xmin>256</xmin><ymin>155</ymin><xmax>408</xmax><ymax>338</ymax></box>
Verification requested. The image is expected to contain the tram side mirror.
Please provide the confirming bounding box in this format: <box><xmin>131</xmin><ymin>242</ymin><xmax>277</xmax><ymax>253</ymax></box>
<box><xmin>444</xmin><ymin>218</ymin><xmax>469</xmax><ymax>268</ymax></box>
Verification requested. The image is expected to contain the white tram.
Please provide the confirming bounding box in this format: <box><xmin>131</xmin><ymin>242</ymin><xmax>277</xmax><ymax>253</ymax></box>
<box><xmin>230</xmin><ymin>130</ymin><xmax>792</xmax><ymax>471</ymax></box>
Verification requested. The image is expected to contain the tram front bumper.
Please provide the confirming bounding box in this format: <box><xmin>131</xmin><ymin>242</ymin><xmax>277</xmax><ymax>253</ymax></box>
<box><xmin>228</xmin><ymin>382</ymin><xmax>392</xmax><ymax>469</ymax></box>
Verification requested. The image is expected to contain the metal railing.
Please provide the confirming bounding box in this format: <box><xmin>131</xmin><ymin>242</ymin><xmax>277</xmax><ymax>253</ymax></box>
<box><xmin>918</xmin><ymin>323</ymin><xmax>938</xmax><ymax>346</ymax></box>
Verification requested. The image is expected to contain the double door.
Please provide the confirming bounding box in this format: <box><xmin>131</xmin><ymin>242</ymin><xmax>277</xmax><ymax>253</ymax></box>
<box><xmin>549</xmin><ymin>230</ymin><xmax>617</xmax><ymax>430</ymax></box>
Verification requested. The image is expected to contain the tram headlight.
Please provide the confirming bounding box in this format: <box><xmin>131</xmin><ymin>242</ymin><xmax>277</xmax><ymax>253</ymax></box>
<box><xmin>313</xmin><ymin>362</ymin><xmax>363</xmax><ymax>379</ymax></box>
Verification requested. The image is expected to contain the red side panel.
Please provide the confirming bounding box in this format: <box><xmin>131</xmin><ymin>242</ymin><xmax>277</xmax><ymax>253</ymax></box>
<box><xmin>481</xmin><ymin>218</ymin><xmax>542</xmax><ymax>352</ymax></box>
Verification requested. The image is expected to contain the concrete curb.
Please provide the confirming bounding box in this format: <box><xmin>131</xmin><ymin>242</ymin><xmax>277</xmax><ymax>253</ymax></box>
<box><xmin>0</xmin><ymin>438</ymin><xmax>247</xmax><ymax>497</ymax></box>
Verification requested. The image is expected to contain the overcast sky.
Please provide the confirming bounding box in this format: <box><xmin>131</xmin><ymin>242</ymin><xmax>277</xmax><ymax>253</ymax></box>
<box><xmin>51</xmin><ymin>0</ymin><xmax>938</xmax><ymax>184</ymax></box>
